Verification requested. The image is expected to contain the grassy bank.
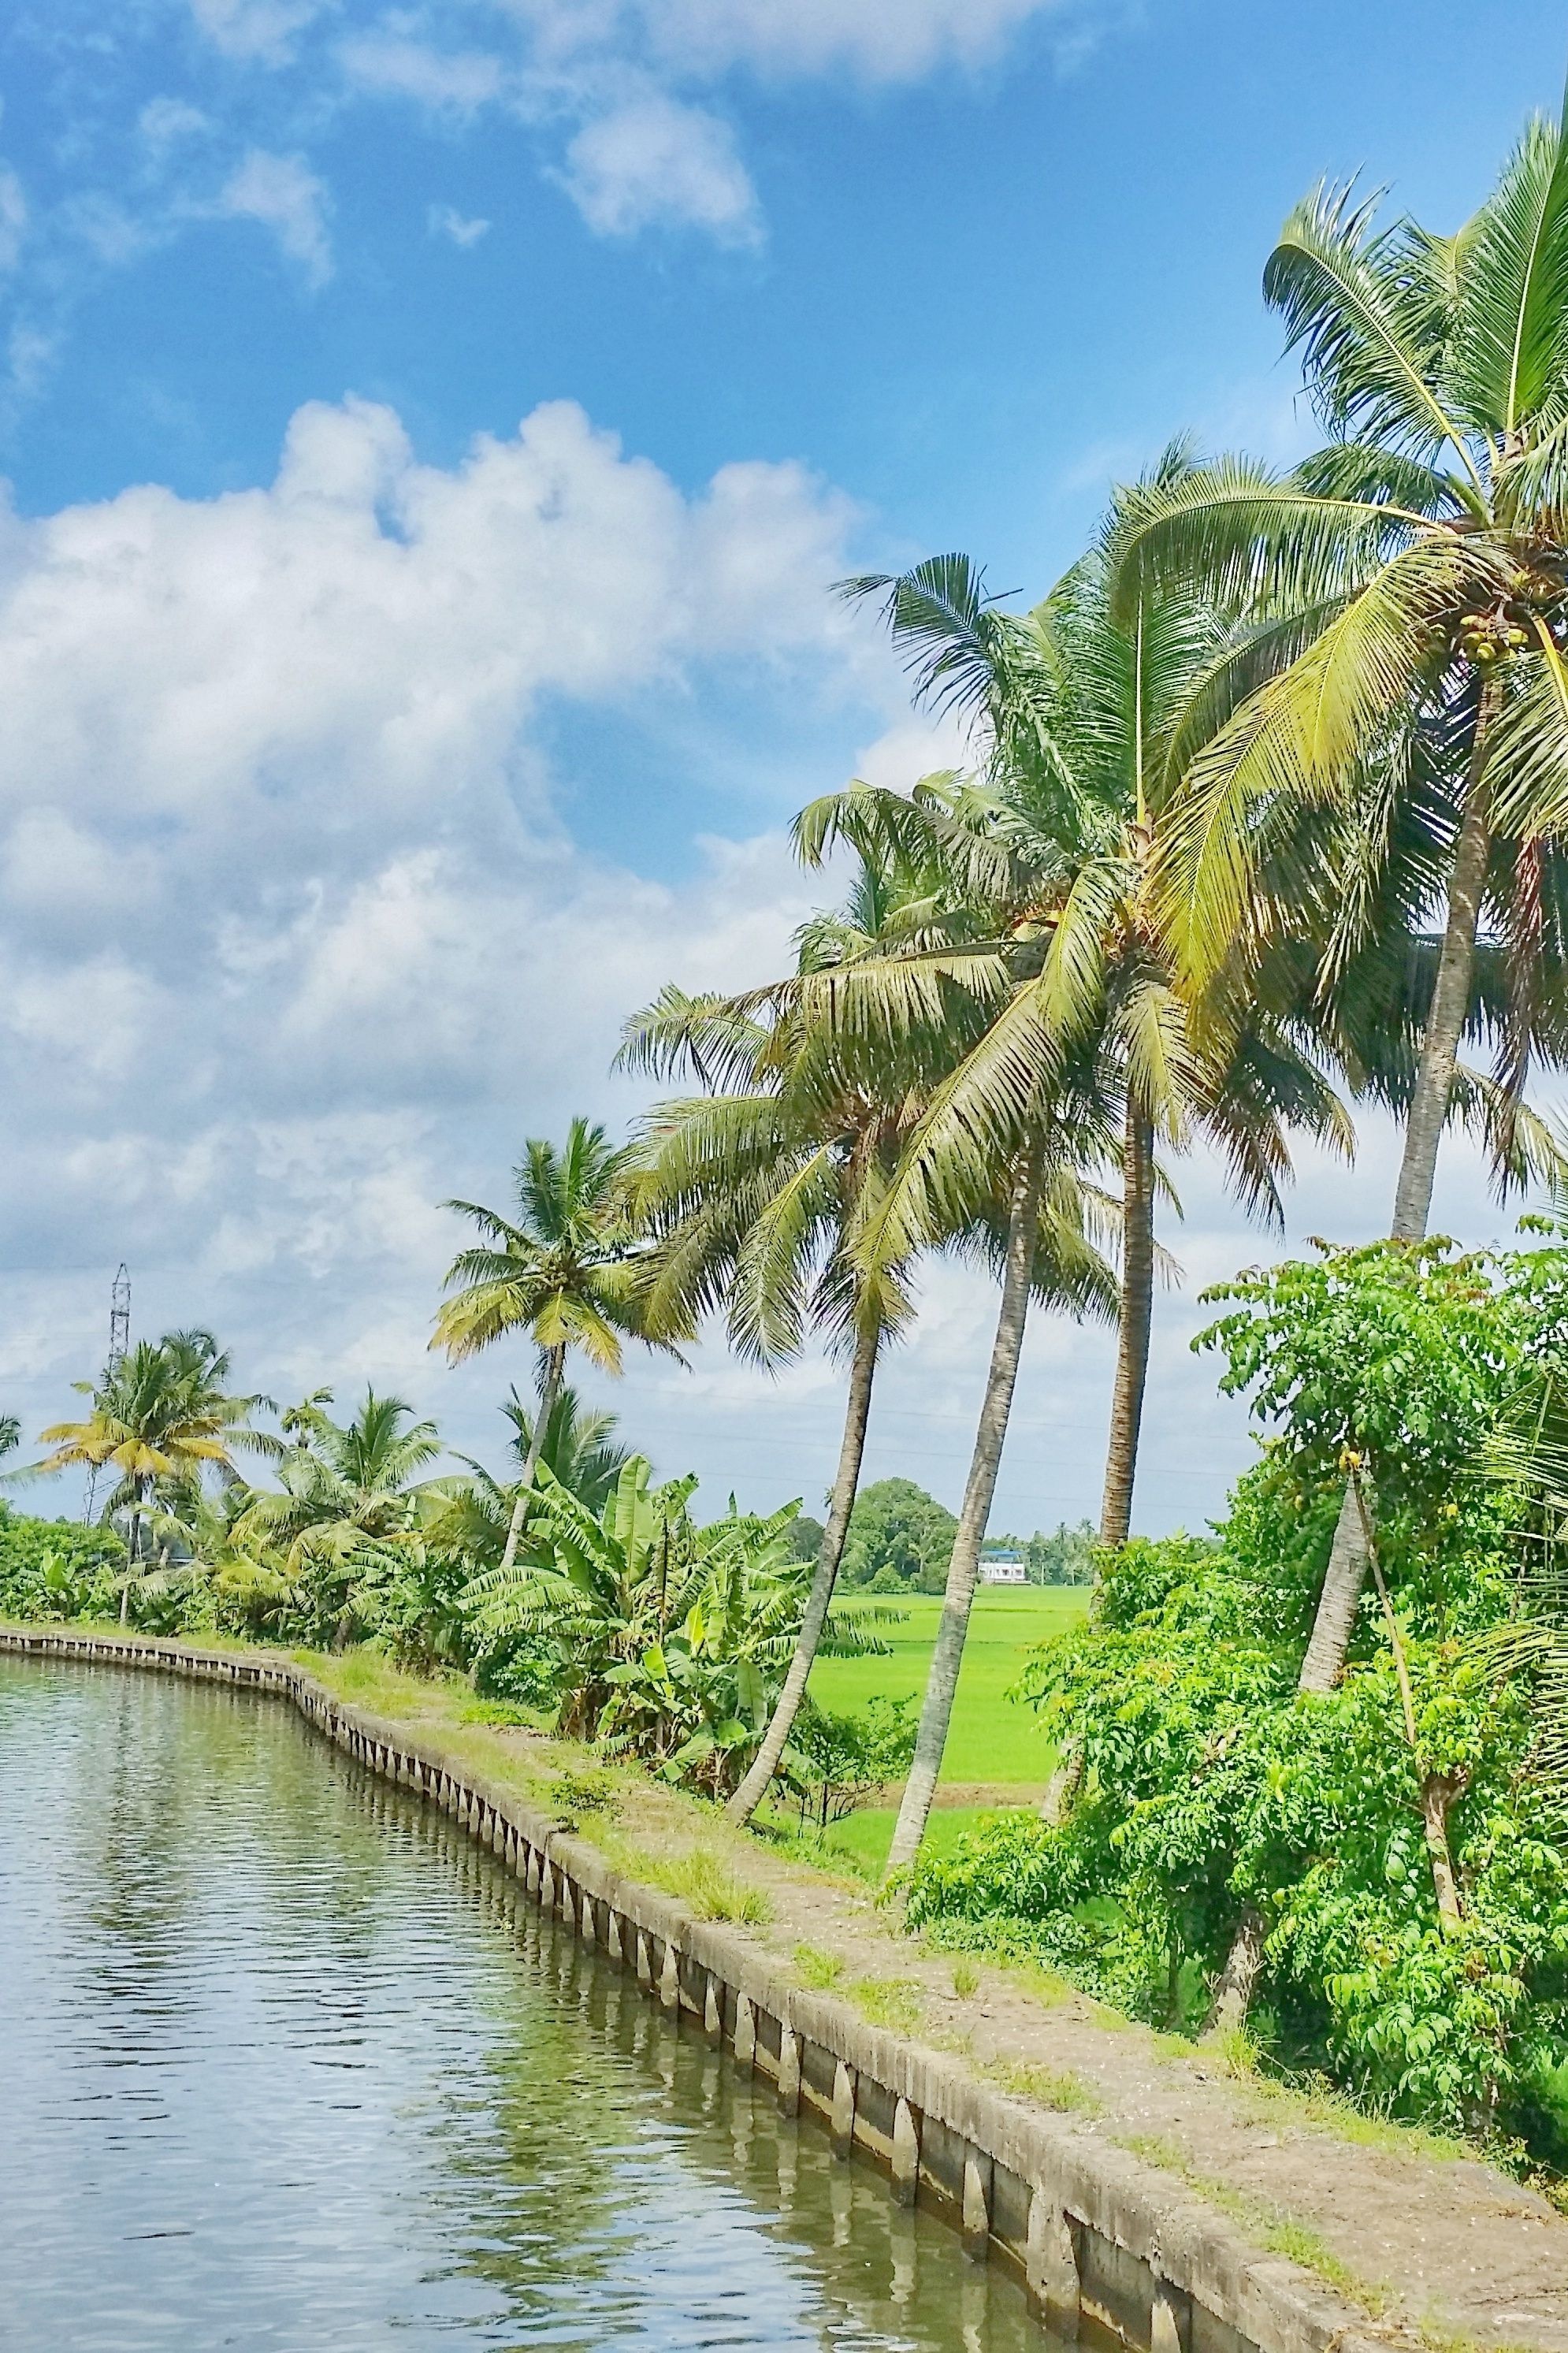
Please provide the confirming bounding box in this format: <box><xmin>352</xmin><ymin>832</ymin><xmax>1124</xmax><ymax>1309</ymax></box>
<box><xmin>807</xmin><ymin>1585</ymin><xmax>1087</xmax><ymax>1783</ymax></box>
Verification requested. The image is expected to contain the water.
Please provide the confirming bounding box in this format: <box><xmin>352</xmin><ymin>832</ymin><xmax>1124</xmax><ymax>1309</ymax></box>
<box><xmin>0</xmin><ymin>1658</ymin><xmax>1050</xmax><ymax>2352</ymax></box>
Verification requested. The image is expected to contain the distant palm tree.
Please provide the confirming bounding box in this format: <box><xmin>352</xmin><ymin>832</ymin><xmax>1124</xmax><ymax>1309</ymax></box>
<box><xmin>35</xmin><ymin>1330</ymin><xmax>274</xmax><ymax>1617</ymax></box>
<box><xmin>236</xmin><ymin>1388</ymin><xmax>454</xmax><ymax>1575</ymax></box>
<box><xmin>0</xmin><ymin>1413</ymin><xmax>17</xmax><ymax>1466</ymax></box>
<box><xmin>432</xmin><ymin>1120</ymin><xmax>676</xmax><ymax>1578</ymax></box>
<box><xmin>499</xmin><ymin>1383</ymin><xmax>631</xmax><ymax>1515</ymax></box>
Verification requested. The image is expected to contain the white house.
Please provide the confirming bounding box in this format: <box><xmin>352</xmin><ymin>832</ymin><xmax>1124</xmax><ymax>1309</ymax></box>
<box><xmin>979</xmin><ymin>1550</ymin><xmax>1027</xmax><ymax>1585</ymax></box>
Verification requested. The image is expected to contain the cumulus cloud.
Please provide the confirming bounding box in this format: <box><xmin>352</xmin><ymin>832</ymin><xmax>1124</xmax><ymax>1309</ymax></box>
<box><xmin>557</xmin><ymin>95</ymin><xmax>760</xmax><ymax>243</ymax></box>
<box><xmin>0</xmin><ymin>394</ymin><xmax>886</xmax><ymax>1476</ymax></box>
<box><xmin>217</xmin><ymin>149</ymin><xmax>333</xmax><ymax>285</ymax></box>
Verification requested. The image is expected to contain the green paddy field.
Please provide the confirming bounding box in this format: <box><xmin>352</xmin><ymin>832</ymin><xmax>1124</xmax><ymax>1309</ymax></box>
<box><xmin>803</xmin><ymin>1585</ymin><xmax>1090</xmax><ymax>1870</ymax></box>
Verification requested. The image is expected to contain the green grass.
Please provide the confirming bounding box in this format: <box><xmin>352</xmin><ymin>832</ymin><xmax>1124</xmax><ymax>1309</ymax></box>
<box><xmin>981</xmin><ymin>2057</ymin><xmax>1103</xmax><ymax>2115</ymax></box>
<box><xmin>601</xmin><ymin>1841</ymin><xmax>775</xmax><ymax>1925</ymax></box>
<box><xmin>823</xmin><ymin>1802</ymin><xmax>1024</xmax><ymax>1874</ymax></box>
<box><xmin>810</xmin><ymin>1585</ymin><xmax>1087</xmax><ymax>1783</ymax></box>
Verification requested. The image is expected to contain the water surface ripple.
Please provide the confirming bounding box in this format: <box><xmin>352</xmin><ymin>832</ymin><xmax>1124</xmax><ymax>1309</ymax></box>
<box><xmin>0</xmin><ymin>1658</ymin><xmax>1047</xmax><ymax>2351</ymax></box>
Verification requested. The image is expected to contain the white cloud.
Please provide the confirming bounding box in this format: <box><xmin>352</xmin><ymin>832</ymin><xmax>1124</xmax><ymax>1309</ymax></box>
<box><xmin>559</xmin><ymin>93</ymin><xmax>760</xmax><ymax>243</ymax></box>
<box><xmin>634</xmin><ymin>0</ymin><xmax>1074</xmax><ymax>81</ymax></box>
<box><xmin>115</xmin><ymin>0</ymin><xmax>1112</xmax><ymax>254</ymax></box>
<box><xmin>428</xmin><ymin>202</ymin><xmax>492</xmax><ymax>246</ymax></box>
<box><xmin>139</xmin><ymin>98</ymin><xmax>213</xmax><ymax>154</ymax></box>
<box><xmin>0</xmin><ymin>394</ymin><xmax>886</xmax><ymax>1478</ymax></box>
<box><xmin>0</xmin><ymin>164</ymin><xmax>27</xmax><ymax>272</ymax></box>
<box><xmin>338</xmin><ymin>32</ymin><xmax>508</xmax><ymax>113</ymax></box>
<box><xmin>186</xmin><ymin>0</ymin><xmax>326</xmax><ymax>65</ymax></box>
<box><xmin>217</xmin><ymin>150</ymin><xmax>333</xmax><ymax>286</ymax></box>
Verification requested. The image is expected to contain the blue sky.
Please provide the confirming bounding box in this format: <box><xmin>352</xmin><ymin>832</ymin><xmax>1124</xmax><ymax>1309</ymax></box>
<box><xmin>2</xmin><ymin>0</ymin><xmax>1565</xmax><ymax>1535</ymax></box>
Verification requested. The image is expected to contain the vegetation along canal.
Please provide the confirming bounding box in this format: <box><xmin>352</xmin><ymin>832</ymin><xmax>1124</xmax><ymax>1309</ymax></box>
<box><xmin>0</xmin><ymin>1657</ymin><xmax>1057</xmax><ymax>2351</ymax></box>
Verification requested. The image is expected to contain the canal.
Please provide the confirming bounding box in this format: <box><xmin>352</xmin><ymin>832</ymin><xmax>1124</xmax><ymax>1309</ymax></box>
<box><xmin>0</xmin><ymin>1656</ymin><xmax>1053</xmax><ymax>2351</ymax></box>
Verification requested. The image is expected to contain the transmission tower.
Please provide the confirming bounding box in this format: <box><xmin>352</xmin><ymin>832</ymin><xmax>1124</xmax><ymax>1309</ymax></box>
<box><xmin>82</xmin><ymin>1265</ymin><xmax>130</xmax><ymax>1525</ymax></box>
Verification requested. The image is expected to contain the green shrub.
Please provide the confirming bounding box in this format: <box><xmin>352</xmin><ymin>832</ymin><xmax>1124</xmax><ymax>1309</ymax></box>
<box><xmin>908</xmin><ymin>1237</ymin><xmax>1568</xmax><ymax>2147</ymax></box>
<box><xmin>0</xmin><ymin>1504</ymin><xmax>122</xmax><ymax>1623</ymax></box>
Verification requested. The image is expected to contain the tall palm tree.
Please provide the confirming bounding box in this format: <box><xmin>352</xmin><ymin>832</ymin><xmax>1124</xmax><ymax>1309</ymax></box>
<box><xmin>818</xmin><ymin>526</ymin><xmax>1348</xmax><ymax>1553</ymax></box>
<box><xmin>1116</xmin><ymin>98</ymin><xmax>1568</xmax><ymax>1692</ymax></box>
<box><xmin>0</xmin><ymin>1413</ymin><xmax>17</xmax><ymax>1466</ymax></box>
<box><xmin>34</xmin><ymin>1330</ymin><xmax>274</xmax><ymax>1619</ymax></box>
<box><xmin>629</xmin><ymin>835</ymin><xmax>1116</xmax><ymax>1831</ymax></box>
<box><xmin>704</xmin><ymin>791</ymin><xmax>1127</xmax><ymax>1868</ymax></box>
<box><xmin>619</xmin><ymin>855</ymin><xmax>939</xmax><ymax>1827</ymax></box>
<box><xmin>432</xmin><ymin>1120</ymin><xmax>674</xmax><ymax>1578</ymax></box>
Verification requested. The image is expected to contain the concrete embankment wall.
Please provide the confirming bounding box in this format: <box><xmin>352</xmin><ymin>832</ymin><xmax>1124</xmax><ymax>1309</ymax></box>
<box><xmin>0</xmin><ymin>1630</ymin><xmax>1384</xmax><ymax>2353</ymax></box>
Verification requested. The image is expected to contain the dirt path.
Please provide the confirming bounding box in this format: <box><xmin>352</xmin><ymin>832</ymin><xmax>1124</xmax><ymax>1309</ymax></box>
<box><xmin>550</xmin><ymin>1747</ymin><xmax>1568</xmax><ymax>2353</ymax></box>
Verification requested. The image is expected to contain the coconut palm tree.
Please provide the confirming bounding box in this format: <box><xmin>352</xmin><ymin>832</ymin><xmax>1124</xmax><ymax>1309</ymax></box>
<box><xmin>34</xmin><ymin>1330</ymin><xmax>274</xmax><ymax>1618</ymax></box>
<box><xmin>1116</xmin><ymin>99</ymin><xmax>1568</xmax><ymax>1693</ymax></box>
<box><xmin>436</xmin><ymin>1383</ymin><xmax>636</xmax><ymax>1571</ymax></box>
<box><xmin>625</xmin><ymin>835</ymin><xmax>1116</xmax><ymax>1827</ymax></box>
<box><xmin>432</xmin><ymin>1120</ymin><xmax>675</xmax><ymax>1579</ymax></box>
<box><xmin>818</xmin><ymin>522</ymin><xmax>1350</xmax><ymax>1553</ymax></box>
<box><xmin>234</xmin><ymin>1388</ymin><xmax>460</xmax><ymax>1644</ymax></box>
<box><xmin>498</xmin><ymin>1383</ymin><xmax>632</xmax><ymax>1515</ymax></box>
<box><xmin>699</xmin><ymin>797</ymin><xmax>1127</xmax><ymax>1868</ymax></box>
<box><xmin>0</xmin><ymin>1413</ymin><xmax>17</xmax><ymax>1466</ymax></box>
<box><xmin>619</xmin><ymin>853</ymin><xmax>950</xmax><ymax>1826</ymax></box>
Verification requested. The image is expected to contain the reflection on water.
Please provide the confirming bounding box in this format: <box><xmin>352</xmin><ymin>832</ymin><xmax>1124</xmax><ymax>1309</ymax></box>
<box><xmin>0</xmin><ymin>1659</ymin><xmax>1050</xmax><ymax>2351</ymax></box>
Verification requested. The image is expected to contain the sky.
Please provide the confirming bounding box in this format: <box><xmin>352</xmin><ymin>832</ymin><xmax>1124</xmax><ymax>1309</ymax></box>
<box><xmin>2</xmin><ymin>0</ymin><xmax>1566</xmax><ymax>1537</ymax></box>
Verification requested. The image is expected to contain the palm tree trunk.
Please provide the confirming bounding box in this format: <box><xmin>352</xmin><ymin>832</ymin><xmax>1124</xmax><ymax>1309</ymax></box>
<box><xmin>1100</xmin><ymin>1104</ymin><xmax>1154</xmax><ymax>1548</ymax></box>
<box><xmin>883</xmin><ymin>1143</ymin><xmax>1045</xmax><ymax>1880</ymax></box>
<box><xmin>1390</xmin><ymin>747</ymin><xmax>1495</xmax><ymax>1244</ymax></box>
<box><xmin>121</xmin><ymin>1474</ymin><xmax>153</xmax><ymax>1624</ymax></box>
<box><xmin>726</xmin><ymin>1317</ymin><xmax>881</xmax><ymax>1826</ymax></box>
<box><xmin>500</xmin><ymin>1346</ymin><xmax>564</xmax><ymax>1576</ymax></box>
<box><xmin>1204</xmin><ymin>1907</ymin><xmax>1265</xmax><ymax>2039</ymax></box>
<box><xmin>1299</xmin><ymin>745</ymin><xmax>1495</xmax><ymax>1695</ymax></box>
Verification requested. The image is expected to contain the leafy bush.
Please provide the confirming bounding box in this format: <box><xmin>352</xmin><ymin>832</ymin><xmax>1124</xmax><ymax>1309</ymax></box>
<box><xmin>466</xmin><ymin>1458</ymin><xmax>813</xmax><ymax>1793</ymax></box>
<box><xmin>0</xmin><ymin>1505</ymin><xmax>123</xmax><ymax>1622</ymax></box>
<box><xmin>908</xmin><ymin>1237</ymin><xmax>1568</xmax><ymax>2148</ymax></box>
<box><xmin>783</xmin><ymin>1694</ymin><xmax>916</xmax><ymax>1831</ymax></box>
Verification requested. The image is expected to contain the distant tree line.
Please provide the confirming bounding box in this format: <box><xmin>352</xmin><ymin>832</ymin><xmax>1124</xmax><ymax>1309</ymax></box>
<box><xmin>823</xmin><ymin>1476</ymin><xmax>1094</xmax><ymax>1591</ymax></box>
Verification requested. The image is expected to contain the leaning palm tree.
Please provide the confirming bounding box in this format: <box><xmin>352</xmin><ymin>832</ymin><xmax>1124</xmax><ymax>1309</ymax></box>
<box><xmin>432</xmin><ymin>1121</ymin><xmax>674</xmax><ymax>1578</ymax></box>
<box><xmin>34</xmin><ymin>1330</ymin><xmax>274</xmax><ymax>1619</ymax></box>
<box><xmin>1117</xmin><ymin>96</ymin><xmax>1568</xmax><ymax>1691</ymax></box>
<box><xmin>709</xmin><ymin>795</ymin><xmax>1126</xmax><ymax>1867</ymax></box>
<box><xmin>619</xmin><ymin>853</ymin><xmax>944</xmax><ymax>1827</ymax></box>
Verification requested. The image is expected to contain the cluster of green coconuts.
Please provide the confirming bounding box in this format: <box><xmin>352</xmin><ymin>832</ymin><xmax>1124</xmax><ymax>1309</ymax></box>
<box><xmin>1459</xmin><ymin>608</ymin><xmax>1532</xmax><ymax>664</ymax></box>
